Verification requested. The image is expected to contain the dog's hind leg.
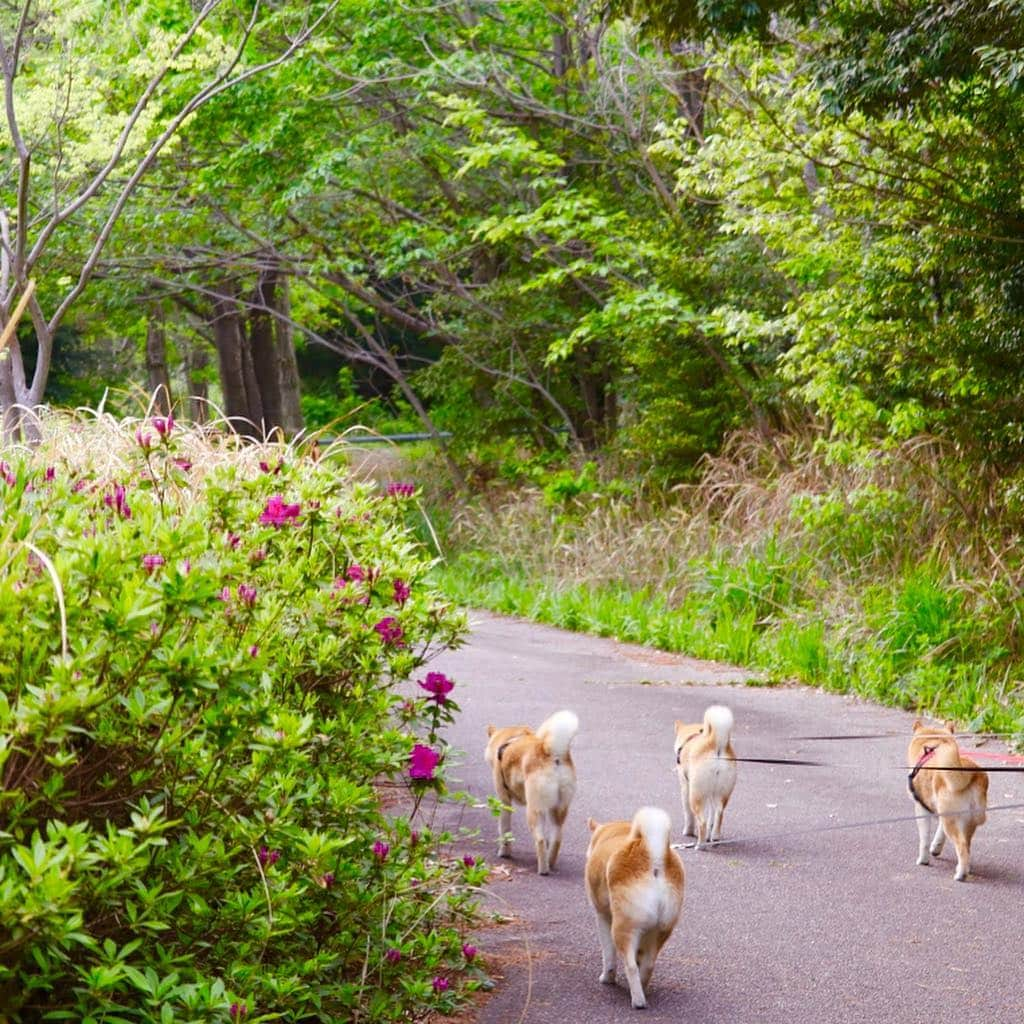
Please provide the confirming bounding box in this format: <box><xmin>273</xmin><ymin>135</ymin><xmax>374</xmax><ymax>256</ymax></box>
<box><xmin>637</xmin><ymin>930</ymin><xmax>662</xmax><ymax>992</ymax></box>
<box><xmin>690</xmin><ymin>795</ymin><xmax>708</xmax><ymax>851</ymax></box>
<box><xmin>497</xmin><ymin>802</ymin><xmax>514</xmax><ymax>859</ymax></box>
<box><xmin>595</xmin><ymin>909</ymin><xmax>616</xmax><ymax>984</ymax></box>
<box><xmin>948</xmin><ymin>817</ymin><xmax>977</xmax><ymax>882</ymax></box>
<box><xmin>929</xmin><ymin>819</ymin><xmax>946</xmax><ymax>858</ymax></box>
<box><xmin>613</xmin><ymin>921</ymin><xmax>647</xmax><ymax>1009</ymax></box>
<box><xmin>914</xmin><ymin>805</ymin><xmax>934</xmax><ymax>866</ymax></box>
<box><xmin>528</xmin><ymin>807</ymin><xmax>550</xmax><ymax>874</ymax></box>
<box><xmin>549</xmin><ymin>807</ymin><xmax>568</xmax><ymax>870</ymax></box>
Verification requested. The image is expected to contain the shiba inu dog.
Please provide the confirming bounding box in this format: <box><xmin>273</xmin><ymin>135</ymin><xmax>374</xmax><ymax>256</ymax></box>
<box><xmin>673</xmin><ymin>705</ymin><xmax>737</xmax><ymax>849</ymax></box>
<box><xmin>484</xmin><ymin>709</ymin><xmax>578</xmax><ymax>874</ymax></box>
<box><xmin>907</xmin><ymin>719</ymin><xmax>988</xmax><ymax>881</ymax></box>
<box><xmin>585</xmin><ymin>807</ymin><xmax>685</xmax><ymax>1010</ymax></box>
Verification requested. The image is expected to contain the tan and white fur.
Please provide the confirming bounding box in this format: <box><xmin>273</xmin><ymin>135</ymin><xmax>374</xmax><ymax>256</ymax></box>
<box><xmin>585</xmin><ymin>807</ymin><xmax>685</xmax><ymax>1009</ymax></box>
<box><xmin>484</xmin><ymin>709</ymin><xmax>578</xmax><ymax>875</ymax></box>
<box><xmin>673</xmin><ymin>705</ymin><xmax>737</xmax><ymax>849</ymax></box>
<box><xmin>907</xmin><ymin>719</ymin><xmax>988</xmax><ymax>881</ymax></box>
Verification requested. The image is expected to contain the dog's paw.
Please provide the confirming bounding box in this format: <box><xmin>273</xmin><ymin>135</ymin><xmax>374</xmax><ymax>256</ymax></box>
<box><xmin>599</xmin><ymin>970</ymin><xmax>616</xmax><ymax>985</ymax></box>
<box><xmin>954</xmin><ymin>868</ymin><xmax>969</xmax><ymax>882</ymax></box>
<box><xmin>929</xmin><ymin>842</ymin><xmax>944</xmax><ymax>857</ymax></box>
<box><xmin>630</xmin><ymin>996</ymin><xmax>648</xmax><ymax>1010</ymax></box>
<box><xmin>916</xmin><ymin>854</ymin><xmax>930</xmax><ymax>866</ymax></box>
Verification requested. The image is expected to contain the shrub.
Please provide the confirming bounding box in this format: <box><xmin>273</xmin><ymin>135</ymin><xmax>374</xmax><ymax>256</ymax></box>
<box><xmin>0</xmin><ymin>414</ymin><xmax>480</xmax><ymax>1022</ymax></box>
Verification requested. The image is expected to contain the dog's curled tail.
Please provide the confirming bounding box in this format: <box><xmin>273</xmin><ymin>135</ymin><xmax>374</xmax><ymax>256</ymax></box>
<box><xmin>631</xmin><ymin>806</ymin><xmax>672</xmax><ymax>869</ymax></box>
<box><xmin>536</xmin><ymin>709</ymin><xmax>579</xmax><ymax>758</ymax></box>
<box><xmin>703</xmin><ymin>704</ymin><xmax>734</xmax><ymax>756</ymax></box>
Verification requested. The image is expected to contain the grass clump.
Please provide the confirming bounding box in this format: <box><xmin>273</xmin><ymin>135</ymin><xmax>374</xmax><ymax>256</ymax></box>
<box><xmin>0</xmin><ymin>410</ymin><xmax>483</xmax><ymax>1022</ymax></box>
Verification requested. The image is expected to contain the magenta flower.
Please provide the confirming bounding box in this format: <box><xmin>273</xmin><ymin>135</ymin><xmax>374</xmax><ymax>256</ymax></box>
<box><xmin>419</xmin><ymin>671</ymin><xmax>454</xmax><ymax>704</ymax></box>
<box><xmin>135</xmin><ymin>429</ymin><xmax>153</xmax><ymax>452</ymax></box>
<box><xmin>259</xmin><ymin>494</ymin><xmax>301</xmax><ymax>526</ymax></box>
<box><xmin>173</xmin><ymin>457</ymin><xmax>193</xmax><ymax>472</ymax></box>
<box><xmin>409</xmin><ymin>743</ymin><xmax>441</xmax><ymax>781</ymax></box>
<box><xmin>237</xmin><ymin>583</ymin><xmax>257</xmax><ymax>607</ymax></box>
<box><xmin>249</xmin><ymin>644</ymin><xmax>259</xmax><ymax>657</ymax></box>
<box><xmin>462</xmin><ymin>855</ymin><xmax>476</xmax><ymax>868</ymax></box>
<box><xmin>219</xmin><ymin>586</ymin><xmax>232</xmax><ymax>603</ymax></box>
<box><xmin>103</xmin><ymin>484</ymin><xmax>131</xmax><ymax>519</ymax></box>
<box><xmin>432</xmin><ymin>977</ymin><xmax>450</xmax><ymax>994</ymax></box>
<box><xmin>386</xmin><ymin>481</ymin><xmax>416</xmax><ymax>497</ymax></box>
<box><xmin>410</xmin><ymin>830</ymin><xmax>420</xmax><ymax>846</ymax></box>
<box><xmin>229</xmin><ymin>1003</ymin><xmax>247</xmax><ymax>1020</ymax></box>
<box><xmin>385</xmin><ymin>948</ymin><xmax>402</xmax><ymax>964</ymax></box>
<box><xmin>257</xmin><ymin>846</ymin><xmax>280</xmax><ymax>869</ymax></box>
<box><xmin>152</xmin><ymin>414</ymin><xmax>174</xmax><ymax>438</ymax></box>
<box><xmin>259</xmin><ymin>459</ymin><xmax>283</xmax><ymax>475</ymax></box>
<box><xmin>347</xmin><ymin>564</ymin><xmax>365</xmax><ymax>582</ymax></box>
<box><xmin>142</xmin><ymin>553</ymin><xmax>165</xmax><ymax>573</ymax></box>
<box><xmin>374</xmin><ymin>617</ymin><xmax>403</xmax><ymax>645</ymax></box>
<box><xmin>320</xmin><ymin>871</ymin><xmax>335</xmax><ymax>889</ymax></box>
<box><xmin>393</xmin><ymin>579</ymin><xmax>411</xmax><ymax>606</ymax></box>
<box><xmin>462</xmin><ymin>942</ymin><xmax>477</xmax><ymax>961</ymax></box>
<box><xmin>44</xmin><ymin>466</ymin><xmax>55</xmax><ymax>482</ymax></box>
<box><xmin>226</xmin><ymin>533</ymin><xmax>241</xmax><ymax>549</ymax></box>
<box><xmin>372</xmin><ymin>840</ymin><xmax>390</xmax><ymax>862</ymax></box>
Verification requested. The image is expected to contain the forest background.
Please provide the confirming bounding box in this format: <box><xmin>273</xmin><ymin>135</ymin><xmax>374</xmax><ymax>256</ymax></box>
<box><xmin>5</xmin><ymin>0</ymin><xmax>1024</xmax><ymax>743</ymax></box>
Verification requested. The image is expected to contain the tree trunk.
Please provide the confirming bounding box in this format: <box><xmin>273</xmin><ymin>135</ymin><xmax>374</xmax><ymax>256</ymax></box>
<box><xmin>248</xmin><ymin>265</ymin><xmax>285</xmax><ymax>436</ymax></box>
<box><xmin>211</xmin><ymin>284</ymin><xmax>254</xmax><ymax>433</ymax></box>
<box><xmin>274</xmin><ymin>273</ymin><xmax>304</xmax><ymax>436</ymax></box>
<box><xmin>145</xmin><ymin>306</ymin><xmax>173</xmax><ymax>415</ymax></box>
<box><xmin>185</xmin><ymin>340</ymin><xmax>210</xmax><ymax>425</ymax></box>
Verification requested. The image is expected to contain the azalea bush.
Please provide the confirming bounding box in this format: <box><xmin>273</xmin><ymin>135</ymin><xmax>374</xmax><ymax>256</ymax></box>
<box><xmin>0</xmin><ymin>413</ymin><xmax>483</xmax><ymax>1022</ymax></box>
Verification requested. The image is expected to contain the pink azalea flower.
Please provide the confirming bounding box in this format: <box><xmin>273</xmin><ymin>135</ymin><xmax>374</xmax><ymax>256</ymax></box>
<box><xmin>409</xmin><ymin>743</ymin><xmax>440</xmax><ymax>781</ymax></box>
<box><xmin>347</xmin><ymin>564</ymin><xmax>365</xmax><ymax>582</ymax></box>
<box><xmin>237</xmin><ymin>583</ymin><xmax>257</xmax><ymax>607</ymax></box>
<box><xmin>372</xmin><ymin>840</ymin><xmax>390</xmax><ymax>862</ymax></box>
<box><xmin>393</xmin><ymin>579</ymin><xmax>411</xmax><ymax>606</ymax></box>
<box><xmin>152</xmin><ymin>414</ymin><xmax>174</xmax><ymax>438</ymax></box>
<box><xmin>385</xmin><ymin>948</ymin><xmax>401</xmax><ymax>964</ymax></box>
<box><xmin>462</xmin><ymin>855</ymin><xmax>475</xmax><ymax>868</ymax></box>
<box><xmin>135</xmin><ymin>429</ymin><xmax>153</xmax><ymax>452</ymax></box>
<box><xmin>386</xmin><ymin>481</ymin><xmax>416</xmax><ymax>497</ymax></box>
<box><xmin>374</xmin><ymin>617</ymin><xmax>403</xmax><ymax>645</ymax></box>
<box><xmin>44</xmin><ymin>466</ymin><xmax>55</xmax><ymax>482</ymax></box>
<box><xmin>432</xmin><ymin>977</ymin><xmax>450</xmax><ymax>994</ymax></box>
<box><xmin>419</xmin><ymin>672</ymin><xmax>454</xmax><ymax>704</ymax></box>
<box><xmin>259</xmin><ymin>494</ymin><xmax>301</xmax><ymax>526</ymax></box>
<box><xmin>104</xmin><ymin>484</ymin><xmax>131</xmax><ymax>519</ymax></box>
<box><xmin>142</xmin><ymin>553</ymin><xmax>165</xmax><ymax>573</ymax></box>
<box><xmin>462</xmin><ymin>942</ymin><xmax>477</xmax><ymax>961</ymax></box>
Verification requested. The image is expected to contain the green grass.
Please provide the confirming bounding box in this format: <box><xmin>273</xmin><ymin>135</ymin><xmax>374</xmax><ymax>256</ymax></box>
<box><xmin>431</xmin><ymin>550</ymin><xmax>1024</xmax><ymax>746</ymax></box>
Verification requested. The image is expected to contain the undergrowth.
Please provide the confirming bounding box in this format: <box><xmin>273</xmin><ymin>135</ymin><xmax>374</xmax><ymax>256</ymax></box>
<box><xmin>426</xmin><ymin>432</ymin><xmax>1024</xmax><ymax>744</ymax></box>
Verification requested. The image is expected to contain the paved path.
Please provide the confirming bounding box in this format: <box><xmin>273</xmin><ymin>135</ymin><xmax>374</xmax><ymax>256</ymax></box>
<box><xmin>425</xmin><ymin>611</ymin><xmax>1024</xmax><ymax>1024</ymax></box>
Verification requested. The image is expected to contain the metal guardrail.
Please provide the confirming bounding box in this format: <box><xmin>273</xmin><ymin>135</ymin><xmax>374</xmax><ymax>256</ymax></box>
<box><xmin>321</xmin><ymin>432</ymin><xmax>452</xmax><ymax>445</ymax></box>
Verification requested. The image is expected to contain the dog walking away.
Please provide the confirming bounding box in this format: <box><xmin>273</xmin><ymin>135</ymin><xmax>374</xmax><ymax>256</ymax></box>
<box><xmin>585</xmin><ymin>807</ymin><xmax>685</xmax><ymax>1010</ymax></box>
<box><xmin>673</xmin><ymin>705</ymin><xmax>737</xmax><ymax>850</ymax></box>
<box><xmin>484</xmin><ymin>709</ymin><xmax>578</xmax><ymax>875</ymax></box>
<box><xmin>907</xmin><ymin>719</ymin><xmax>988</xmax><ymax>881</ymax></box>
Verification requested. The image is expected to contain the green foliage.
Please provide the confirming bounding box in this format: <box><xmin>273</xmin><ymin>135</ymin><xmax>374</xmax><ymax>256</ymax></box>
<box><xmin>300</xmin><ymin>368</ymin><xmax>420</xmax><ymax>435</ymax></box>
<box><xmin>0</xmin><ymin>418</ymin><xmax>479</xmax><ymax>1022</ymax></box>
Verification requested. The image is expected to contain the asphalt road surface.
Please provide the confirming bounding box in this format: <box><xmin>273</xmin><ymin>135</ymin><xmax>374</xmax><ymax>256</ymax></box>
<box><xmin>424</xmin><ymin>611</ymin><xmax>1024</xmax><ymax>1024</ymax></box>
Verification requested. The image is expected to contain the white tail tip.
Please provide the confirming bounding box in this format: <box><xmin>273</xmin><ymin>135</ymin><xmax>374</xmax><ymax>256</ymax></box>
<box><xmin>536</xmin><ymin>709</ymin><xmax>579</xmax><ymax>757</ymax></box>
<box><xmin>703</xmin><ymin>705</ymin><xmax>734</xmax><ymax>752</ymax></box>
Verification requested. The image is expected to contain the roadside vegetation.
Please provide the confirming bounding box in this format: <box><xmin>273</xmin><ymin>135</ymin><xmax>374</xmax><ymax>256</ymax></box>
<box><xmin>427</xmin><ymin>431</ymin><xmax>1024</xmax><ymax>744</ymax></box>
<box><xmin>0</xmin><ymin>412</ymin><xmax>482</xmax><ymax>1022</ymax></box>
